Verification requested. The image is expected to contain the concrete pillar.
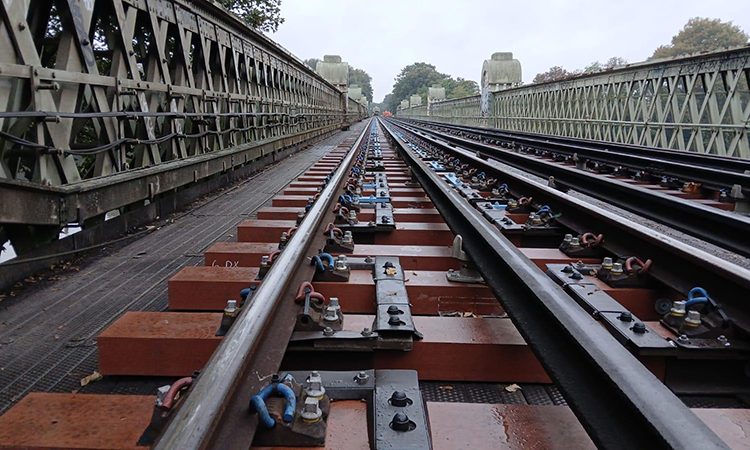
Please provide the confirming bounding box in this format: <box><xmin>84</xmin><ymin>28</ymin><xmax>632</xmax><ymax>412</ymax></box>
<box><xmin>480</xmin><ymin>52</ymin><xmax>522</xmax><ymax>117</ymax></box>
<box><xmin>409</xmin><ymin>95</ymin><xmax>422</xmax><ymax>107</ymax></box>
<box><xmin>427</xmin><ymin>84</ymin><xmax>446</xmax><ymax>116</ymax></box>
<box><xmin>315</xmin><ymin>55</ymin><xmax>349</xmax><ymax>89</ymax></box>
<box><xmin>315</xmin><ymin>55</ymin><xmax>350</xmax><ymax>129</ymax></box>
<box><xmin>348</xmin><ymin>85</ymin><xmax>363</xmax><ymax>102</ymax></box>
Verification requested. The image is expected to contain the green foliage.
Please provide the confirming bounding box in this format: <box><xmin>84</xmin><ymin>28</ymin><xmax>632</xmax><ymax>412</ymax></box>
<box><xmin>583</xmin><ymin>56</ymin><xmax>628</xmax><ymax>73</ymax></box>
<box><xmin>381</xmin><ymin>94</ymin><xmax>395</xmax><ymax>113</ymax></box>
<box><xmin>384</xmin><ymin>63</ymin><xmax>479</xmax><ymax>111</ymax></box>
<box><xmin>535</xmin><ymin>56</ymin><xmax>628</xmax><ymax>83</ymax></box>
<box><xmin>217</xmin><ymin>0</ymin><xmax>285</xmax><ymax>32</ymax></box>
<box><xmin>583</xmin><ymin>62</ymin><xmax>602</xmax><ymax>73</ymax></box>
<box><xmin>532</xmin><ymin>66</ymin><xmax>575</xmax><ymax>83</ymax></box>
<box><xmin>388</xmin><ymin>63</ymin><xmax>447</xmax><ymax>111</ymax></box>
<box><xmin>606</xmin><ymin>56</ymin><xmax>628</xmax><ymax>68</ymax></box>
<box><xmin>441</xmin><ymin>77</ymin><xmax>479</xmax><ymax>99</ymax></box>
<box><xmin>651</xmin><ymin>17</ymin><xmax>748</xmax><ymax>59</ymax></box>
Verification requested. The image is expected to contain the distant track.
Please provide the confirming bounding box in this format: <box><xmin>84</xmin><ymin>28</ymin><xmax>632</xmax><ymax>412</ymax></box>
<box><xmin>393</xmin><ymin>118</ymin><xmax>750</xmax><ymax>257</ymax></box>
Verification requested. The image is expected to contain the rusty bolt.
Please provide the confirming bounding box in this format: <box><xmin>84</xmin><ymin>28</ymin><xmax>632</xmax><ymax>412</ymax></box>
<box><xmin>323</xmin><ymin>305</ymin><xmax>339</xmax><ymax>323</ymax></box>
<box><xmin>354</xmin><ymin>371</ymin><xmax>369</xmax><ymax>385</ymax></box>
<box><xmin>684</xmin><ymin>310</ymin><xmax>702</xmax><ymax>328</ymax></box>
<box><xmin>301</xmin><ymin>397</ymin><xmax>322</xmax><ymax>422</ymax></box>
<box><xmin>305</xmin><ymin>371</ymin><xmax>325</xmax><ymax>399</ymax></box>
<box><xmin>670</xmin><ymin>301</ymin><xmax>687</xmax><ymax>317</ymax></box>
<box><xmin>224</xmin><ymin>300</ymin><xmax>239</xmax><ymax>317</ymax></box>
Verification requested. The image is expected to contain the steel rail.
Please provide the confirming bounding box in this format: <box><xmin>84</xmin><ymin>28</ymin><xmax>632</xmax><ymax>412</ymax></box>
<box><xmin>393</xmin><ymin>119</ymin><xmax>750</xmax><ymax>258</ymax></box>
<box><xmin>403</xmin><ymin>118</ymin><xmax>750</xmax><ymax>178</ymax></box>
<box><xmin>379</xmin><ymin>118</ymin><xmax>728</xmax><ymax>450</ymax></box>
<box><xmin>385</xmin><ymin>118</ymin><xmax>750</xmax><ymax>331</ymax></box>
<box><xmin>154</xmin><ymin>120</ymin><xmax>371</xmax><ymax>450</ymax></box>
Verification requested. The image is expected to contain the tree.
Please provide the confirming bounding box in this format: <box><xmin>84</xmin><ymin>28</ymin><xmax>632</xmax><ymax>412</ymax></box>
<box><xmin>383</xmin><ymin>62</ymin><xmax>481</xmax><ymax>111</ymax></box>
<box><xmin>441</xmin><ymin>77</ymin><xmax>480</xmax><ymax>99</ymax></box>
<box><xmin>583</xmin><ymin>61</ymin><xmax>602</xmax><ymax>73</ymax></box>
<box><xmin>389</xmin><ymin>63</ymin><xmax>448</xmax><ymax>111</ymax></box>
<box><xmin>651</xmin><ymin>17</ymin><xmax>749</xmax><ymax>60</ymax></box>
<box><xmin>349</xmin><ymin>68</ymin><xmax>373</xmax><ymax>102</ymax></box>
<box><xmin>532</xmin><ymin>66</ymin><xmax>576</xmax><ymax>83</ymax></box>
<box><xmin>381</xmin><ymin>93</ymin><xmax>395</xmax><ymax>113</ymax></box>
<box><xmin>218</xmin><ymin>0</ymin><xmax>285</xmax><ymax>33</ymax></box>
<box><xmin>604</xmin><ymin>56</ymin><xmax>628</xmax><ymax>69</ymax></box>
<box><xmin>583</xmin><ymin>56</ymin><xmax>628</xmax><ymax>73</ymax></box>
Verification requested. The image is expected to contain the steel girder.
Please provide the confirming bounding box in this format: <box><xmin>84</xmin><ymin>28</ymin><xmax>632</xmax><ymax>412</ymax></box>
<box><xmin>399</xmin><ymin>47</ymin><xmax>750</xmax><ymax>159</ymax></box>
<box><xmin>0</xmin><ymin>0</ymin><xmax>366</xmax><ymax>189</ymax></box>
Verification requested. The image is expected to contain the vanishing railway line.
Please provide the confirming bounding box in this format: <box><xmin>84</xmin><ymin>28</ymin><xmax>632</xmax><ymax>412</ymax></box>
<box><xmin>393</xmin><ymin>118</ymin><xmax>750</xmax><ymax>257</ymax></box>
<box><xmin>400</xmin><ymin>119</ymin><xmax>750</xmax><ymax>181</ymax></box>
<box><xmin>0</xmin><ymin>117</ymin><xmax>748</xmax><ymax>449</ymax></box>
<box><xmin>1</xmin><ymin>1</ymin><xmax>749</xmax><ymax>449</ymax></box>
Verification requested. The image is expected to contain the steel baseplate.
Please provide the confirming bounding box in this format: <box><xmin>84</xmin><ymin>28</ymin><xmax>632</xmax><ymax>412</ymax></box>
<box><xmin>284</xmin><ymin>370</ymin><xmax>375</xmax><ymax>400</ymax></box>
<box><xmin>274</xmin><ymin>370</ymin><xmax>430</xmax><ymax>449</ymax></box>
<box><xmin>446</xmin><ymin>266</ymin><xmax>484</xmax><ymax>284</ymax></box>
<box><xmin>373</xmin><ymin>256</ymin><xmax>423</xmax><ymax>341</ymax></box>
<box><xmin>373</xmin><ymin>370</ymin><xmax>431</xmax><ymax>450</ymax></box>
<box><xmin>546</xmin><ymin>263</ymin><xmax>676</xmax><ymax>354</ymax></box>
<box><xmin>376</xmin><ymin>202</ymin><xmax>396</xmax><ymax>226</ymax></box>
<box><xmin>288</xmin><ymin>256</ymin><xmax>421</xmax><ymax>351</ymax></box>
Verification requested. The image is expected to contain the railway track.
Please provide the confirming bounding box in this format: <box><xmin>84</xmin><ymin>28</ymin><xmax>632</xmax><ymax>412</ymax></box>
<box><xmin>400</xmin><ymin>118</ymin><xmax>750</xmax><ymax>182</ymax></box>
<box><xmin>0</xmin><ymin>118</ymin><xmax>749</xmax><ymax>449</ymax></box>
<box><xmin>394</xmin><ymin>118</ymin><xmax>750</xmax><ymax>257</ymax></box>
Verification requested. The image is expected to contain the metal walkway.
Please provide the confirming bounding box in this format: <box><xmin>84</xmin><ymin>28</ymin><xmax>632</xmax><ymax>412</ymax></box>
<box><xmin>0</xmin><ymin>124</ymin><xmax>365</xmax><ymax>414</ymax></box>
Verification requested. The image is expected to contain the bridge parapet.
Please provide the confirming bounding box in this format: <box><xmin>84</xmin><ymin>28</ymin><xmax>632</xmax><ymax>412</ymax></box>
<box><xmin>399</xmin><ymin>47</ymin><xmax>750</xmax><ymax>159</ymax></box>
<box><xmin>0</xmin><ymin>0</ymin><xmax>365</xmax><ymax>251</ymax></box>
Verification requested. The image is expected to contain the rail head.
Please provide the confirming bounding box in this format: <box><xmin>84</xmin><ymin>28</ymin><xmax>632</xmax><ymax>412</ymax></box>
<box><xmin>379</xmin><ymin>117</ymin><xmax>729</xmax><ymax>449</ymax></box>
<box><xmin>385</xmin><ymin>117</ymin><xmax>750</xmax><ymax>331</ymax></box>
<box><xmin>394</xmin><ymin>119</ymin><xmax>750</xmax><ymax>258</ymax></box>
<box><xmin>153</xmin><ymin>119</ymin><xmax>372</xmax><ymax>450</ymax></box>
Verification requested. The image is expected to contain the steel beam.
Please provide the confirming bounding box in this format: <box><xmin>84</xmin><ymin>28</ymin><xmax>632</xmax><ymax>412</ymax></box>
<box><xmin>0</xmin><ymin>0</ymin><xmax>367</xmax><ymax>227</ymax></box>
<box><xmin>399</xmin><ymin>47</ymin><xmax>750</xmax><ymax>158</ymax></box>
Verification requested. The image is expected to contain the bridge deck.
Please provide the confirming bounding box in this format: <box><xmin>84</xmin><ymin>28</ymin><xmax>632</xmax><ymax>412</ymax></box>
<box><xmin>0</xmin><ymin>124</ymin><xmax>366</xmax><ymax>414</ymax></box>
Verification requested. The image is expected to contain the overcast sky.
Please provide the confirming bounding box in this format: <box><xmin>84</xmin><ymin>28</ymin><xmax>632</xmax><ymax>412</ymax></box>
<box><xmin>272</xmin><ymin>0</ymin><xmax>750</xmax><ymax>103</ymax></box>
